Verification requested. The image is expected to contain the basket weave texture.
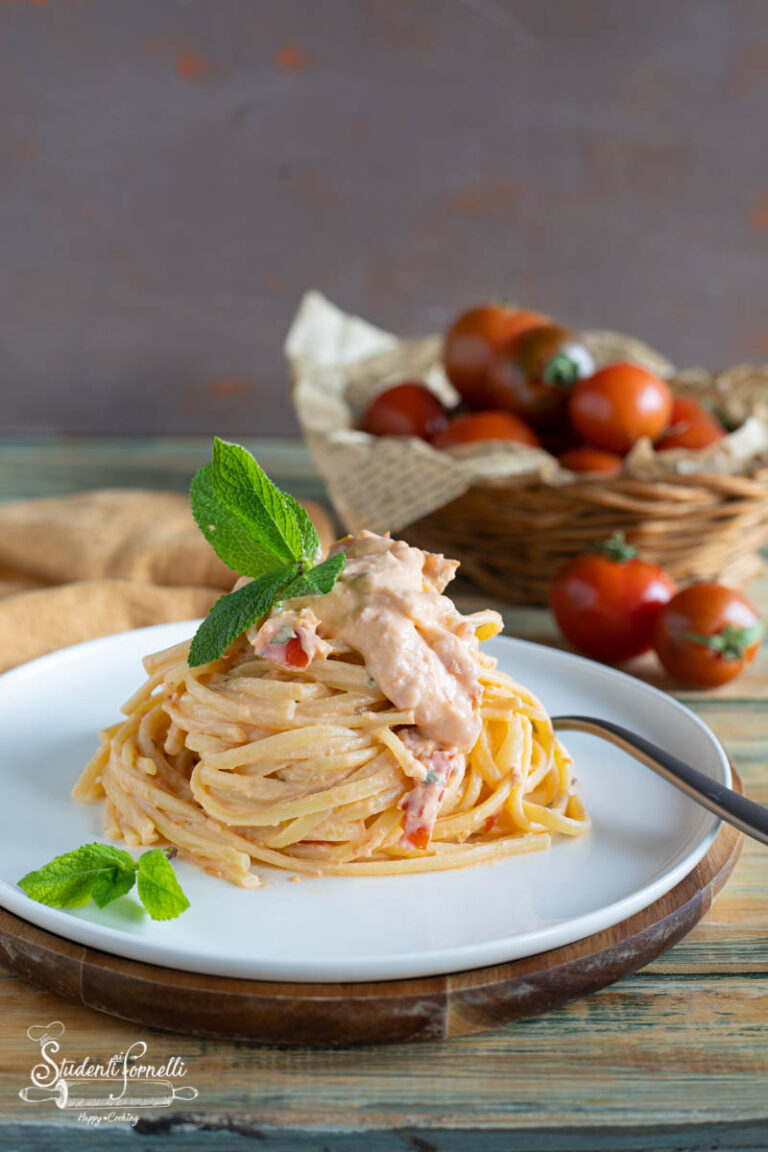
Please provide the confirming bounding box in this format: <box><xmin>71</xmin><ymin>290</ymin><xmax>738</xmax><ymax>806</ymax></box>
<box><xmin>403</xmin><ymin>467</ymin><xmax>768</xmax><ymax>605</ymax></box>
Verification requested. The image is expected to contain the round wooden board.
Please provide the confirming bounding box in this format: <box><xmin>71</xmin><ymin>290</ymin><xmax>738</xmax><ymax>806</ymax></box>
<box><xmin>0</xmin><ymin>790</ymin><xmax>743</xmax><ymax>1048</ymax></box>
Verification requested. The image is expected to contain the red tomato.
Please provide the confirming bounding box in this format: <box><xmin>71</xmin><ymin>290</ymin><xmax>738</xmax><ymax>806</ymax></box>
<box><xmin>443</xmin><ymin>305</ymin><xmax>550</xmax><ymax>408</ymax></box>
<box><xmin>569</xmin><ymin>363</ymin><xmax>673</xmax><ymax>454</ymax></box>
<box><xmin>406</xmin><ymin>826</ymin><xmax>431</xmax><ymax>850</ymax></box>
<box><xmin>487</xmin><ymin>325</ymin><xmax>595</xmax><ymax>427</ymax></box>
<box><xmin>558</xmin><ymin>446</ymin><xmax>623</xmax><ymax>475</ymax></box>
<box><xmin>363</xmin><ymin>382</ymin><xmax>447</xmax><ymax>440</ymax></box>
<box><xmin>432</xmin><ymin>410</ymin><xmax>541</xmax><ymax>450</ymax></box>
<box><xmin>283</xmin><ymin>635</ymin><xmax>311</xmax><ymax>669</ymax></box>
<box><xmin>654</xmin><ymin>583</ymin><xmax>763</xmax><ymax>687</ymax></box>
<box><xmin>550</xmin><ymin>534</ymin><xmax>677</xmax><ymax>663</ymax></box>
<box><xmin>656</xmin><ymin>396</ymin><xmax>725</xmax><ymax>451</ymax></box>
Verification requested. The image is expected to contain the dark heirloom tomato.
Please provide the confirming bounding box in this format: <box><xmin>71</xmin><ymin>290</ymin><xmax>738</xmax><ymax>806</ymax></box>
<box><xmin>549</xmin><ymin>534</ymin><xmax>676</xmax><ymax>664</ymax></box>
<box><xmin>656</xmin><ymin>396</ymin><xmax>725</xmax><ymax>452</ymax></box>
<box><xmin>362</xmin><ymin>382</ymin><xmax>448</xmax><ymax>440</ymax></box>
<box><xmin>654</xmin><ymin>583</ymin><xmax>764</xmax><ymax>688</ymax></box>
<box><xmin>487</xmin><ymin>325</ymin><xmax>595</xmax><ymax>427</ymax></box>
<box><xmin>443</xmin><ymin>305</ymin><xmax>550</xmax><ymax>408</ymax></box>
<box><xmin>558</xmin><ymin>446</ymin><xmax>623</xmax><ymax>475</ymax></box>
<box><xmin>432</xmin><ymin>410</ymin><xmax>541</xmax><ymax>450</ymax></box>
<box><xmin>569</xmin><ymin>363</ymin><xmax>673</xmax><ymax>455</ymax></box>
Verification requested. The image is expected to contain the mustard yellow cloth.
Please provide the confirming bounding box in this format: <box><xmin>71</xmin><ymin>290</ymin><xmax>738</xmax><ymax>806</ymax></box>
<box><xmin>0</xmin><ymin>490</ymin><xmax>333</xmax><ymax>672</ymax></box>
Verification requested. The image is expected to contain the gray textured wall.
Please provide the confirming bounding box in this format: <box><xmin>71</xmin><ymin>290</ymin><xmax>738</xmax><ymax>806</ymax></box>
<box><xmin>2</xmin><ymin>0</ymin><xmax>767</xmax><ymax>436</ymax></box>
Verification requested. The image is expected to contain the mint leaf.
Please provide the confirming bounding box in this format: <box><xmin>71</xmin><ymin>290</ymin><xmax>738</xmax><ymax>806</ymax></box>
<box><xmin>136</xmin><ymin>849</ymin><xmax>190</xmax><ymax>921</ymax></box>
<box><xmin>91</xmin><ymin>864</ymin><xmax>138</xmax><ymax>908</ymax></box>
<box><xmin>282</xmin><ymin>491</ymin><xmax>320</xmax><ymax>565</ymax></box>
<box><xmin>188</xmin><ymin>565</ymin><xmax>296</xmax><ymax>666</ymax></box>
<box><xmin>190</xmin><ymin>463</ymin><xmax>288</xmax><ymax>578</ymax></box>
<box><xmin>19</xmin><ymin>843</ymin><xmax>137</xmax><ymax>910</ymax></box>
<box><xmin>281</xmin><ymin>553</ymin><xmax>345</xmax><ymax>601</ymax></box>
<box><xmin>211</xmin><ymin>438</ymin><xmax>307</xmax><ymax>565</ymax></box>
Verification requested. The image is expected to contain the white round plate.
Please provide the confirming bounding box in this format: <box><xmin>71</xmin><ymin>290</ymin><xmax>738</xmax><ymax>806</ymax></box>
<box><xmin>0</xmin><ymin>623</ymin><xmax>729</xmax><ymax>983</ymax></box>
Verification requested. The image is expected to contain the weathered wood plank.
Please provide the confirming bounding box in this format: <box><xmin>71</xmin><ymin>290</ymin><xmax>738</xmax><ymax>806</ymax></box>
<box><xmin>0</xmin><ymin>437</ymin><xmax>326</xmax><ymax>505</ymax></box>
<box><xmin>3</xmin><ymin>976</ymin><xmax>766</xmax><ymax>1132</ymax></box>
<box><xmin>4</xmin><ymin>1120</ymin><xmax>768</xmax><ymax>1151</ymax></box>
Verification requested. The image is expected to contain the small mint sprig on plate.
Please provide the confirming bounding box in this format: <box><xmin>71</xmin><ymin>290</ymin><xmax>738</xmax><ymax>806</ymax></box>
<box><xmin>188</xmin><ymin>437</ymin><xmax>345</xmax><ymax>666</ymax></box>
<box><xmin>18</xmin><ymin>843</ymin><xmax>190</xmax><ymax>921</ymax></box>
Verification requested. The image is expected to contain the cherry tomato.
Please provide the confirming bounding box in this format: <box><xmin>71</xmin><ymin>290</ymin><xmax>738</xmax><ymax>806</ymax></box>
<box><xmin>559</xmin><ymin>446</ymin><xmax>623</xmax><ymax>475</ymax></box>
<box><xmin>550</xmin><ymin>534</ymin><xmax>677</xmax><ymax>663</ymax></box>
<box><xmin>363</xmin><ymin>382</ymin><xmax>448</xmax><ymax>440</ymax></box>
<box><xmin>656</xmin><ymin>396</ymin><xmax>725</xmax><ymax>452</ymax></box>
<box><xmin>432</xmin><ymin>410</ymin><xmax>541</xmax><ymax>450</ymax></box>
<box><xmin>569</xmin><ymin>363</ymin><xmax>673</xmax><ymax>454</ymax></box>
<box><xmin>487</xmin><ymin>325</ymin><xmax>595</xmax><ymax>427</ymax></box>
<box><xmin>654</xmin><ymin>583</ymin><xmax>763</xmax><ymax>688</ymax></box>
<box><xmin>443</xmin><ymin>305</ymin><xmax>550</xmax><ymax>408</ymax></box>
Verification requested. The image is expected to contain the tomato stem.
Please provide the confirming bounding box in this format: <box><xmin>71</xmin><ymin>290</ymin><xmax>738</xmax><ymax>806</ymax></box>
<box><xmin>592</xmin><ymin>531</ymin><xmax>638</xmax><ymax>563</ymax></box>
<box><xmin>682</xmin><ymin>622</ymin><xmax>765</xmax><ymax>660</ymax></box>
<box><xmin>541</xmin><ymin>351</ymin><xmax>581</xmax><ymax>388</ymax></box>
<box><xmin>710</xmin><ymin>405</ymin><xmax>738</xmax><ymax>433</ymax></box>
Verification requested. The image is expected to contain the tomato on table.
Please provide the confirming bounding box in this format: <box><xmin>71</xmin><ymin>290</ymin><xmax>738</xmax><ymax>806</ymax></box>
<box><xmin>487</xmin><ymin>324</ymin><xmax>595</xmax><ymax>427</ymax></box>
<box><xmin>654</xmin><ymin>583</ymin><xmax>764</xmax><ymax>688</ymax></box>
<box><xmin>558</xmin><ymin>446</ymin><xmax>623</xmax><ymax>475</ymax></box>
<box><xmin>656</xmin><ymin>396</ymin><xmax>725</xmax><ymax>451</ymax></box>
<box><xmin>362</xmin><ymin>382</ymin><xmax>448</xmax><ymax>440</ymax></box>
<box><xmin>550</xmin><ymin>534</ymin><xmax>677</xmax><ymax>663</ymax></box>
<box><xmin>432</xmin><ymin>410</ymin><xmax>541</xmax><ymax>450</ymax></box>
<box><xmin>569</xmin><ymin>362</ymin><xmax>673</xmax><ymax>454</ymax></box>
<box><xmin>443</xmin><ymin>305</ymin><xmax>550</xmax><ymax>408</ymax></box>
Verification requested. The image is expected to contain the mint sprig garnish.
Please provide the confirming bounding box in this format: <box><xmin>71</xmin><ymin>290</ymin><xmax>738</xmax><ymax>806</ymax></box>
<box><xmin>188</xmin><ymin>438</ymin><xmax>345</xmax><ymax>667</ymax></box>
<box><xmin>18</xmin><ymin>843</ymin><xmax>190</xmax><ymax>921</ymax></box>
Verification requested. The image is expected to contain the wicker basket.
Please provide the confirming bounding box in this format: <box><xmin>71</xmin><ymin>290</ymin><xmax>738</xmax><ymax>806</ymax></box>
<box><xmin>288</xmin><ymin>295</ymin><xmax>768</xmax><ymax>605</ymax></box>
<box><xmin>402</xmin><ymin>467</ymin><xmax>768</xmax><ymax>605</ymax></box>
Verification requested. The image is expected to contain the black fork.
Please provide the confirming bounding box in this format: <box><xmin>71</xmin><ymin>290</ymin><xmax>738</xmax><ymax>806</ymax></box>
<box><xmin>553</xmin><ymin>715</ymin><xmax>768</xmax><ymax>847</ymax></box>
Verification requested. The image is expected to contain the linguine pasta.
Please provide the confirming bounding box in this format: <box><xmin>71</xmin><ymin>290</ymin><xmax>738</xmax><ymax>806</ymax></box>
<box><xmin>75</xmin><ymin>533</ymin><xmax>588</xmax><ymax>887</ymax></box>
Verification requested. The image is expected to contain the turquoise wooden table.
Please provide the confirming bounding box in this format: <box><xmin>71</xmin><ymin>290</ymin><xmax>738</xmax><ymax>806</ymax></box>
<box><xmin>1</xmin><ymin>438</ymin><xmax>767</xmax><ymax>1152</ymax></box>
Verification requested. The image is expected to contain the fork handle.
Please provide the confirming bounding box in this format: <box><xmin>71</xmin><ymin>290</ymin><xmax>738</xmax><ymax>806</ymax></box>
<box><xmin>553</xmin><ymin>715</ymin><xmax>768</xmax><ymax>847</ymax></box>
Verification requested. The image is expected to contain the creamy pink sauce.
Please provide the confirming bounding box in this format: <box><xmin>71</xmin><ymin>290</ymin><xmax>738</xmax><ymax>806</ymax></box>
<box><xmin>251</xmin><ymin>532</ymin><xmax>500</xmax><ymax>752</ymax></box>
<box><xmin>248</xmin><ymin>531</ymin><xmax>502</xmax><ymax>847</ymax></box>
